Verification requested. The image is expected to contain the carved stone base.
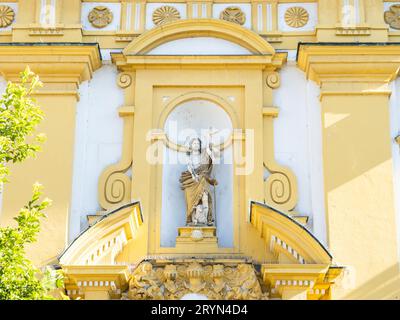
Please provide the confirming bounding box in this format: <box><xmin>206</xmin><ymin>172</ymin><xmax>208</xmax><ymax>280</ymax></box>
<box><xmin>176</xmin><ymin>227</ymin><xmax>218</xmax><ymax>252</ymax></box>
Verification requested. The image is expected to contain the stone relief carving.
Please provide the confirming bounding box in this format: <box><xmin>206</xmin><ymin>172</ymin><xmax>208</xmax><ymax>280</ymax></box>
<box><xmin>123</xmin><ymin>262</ymin><xmax>268</xmax><ymax>300</ymax></box>
<box><xmin>384</xmin><ymin>5</ymin><xmax>400</xmax><ymax>30</ymax></box>
<box><xmin>88</xmin><ymin>6</ymin><xmax>113</xmax><ymax>29</ymax></box>
<box><xmin>152</xmin><ymin>6</ymin><xmax>181</xmax><ymax>26</ymax></box>
<box><xmin>219</xmin><ymin>6</ymin><xmax>246</xmax><ymax>25</ymax></box>
<box><xmin>0</xmin><ymin>5</ymin><xmax>15</xmax><ymax>28</ymax></box>
<box><xmin>284</xmin><ymin>7</ymin><xmax>309</xmax><ymax>28</ymax></box>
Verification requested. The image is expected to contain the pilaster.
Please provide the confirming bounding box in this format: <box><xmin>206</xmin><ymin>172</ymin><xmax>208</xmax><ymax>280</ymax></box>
<box><xmin>298</xmin><ymin>43</ymin><xmax>400</xmax><ymax>299</ymax></box>
<box><xmin>0</xmin><ymin>44</ymin><xmax>101</xmax><ymax>266</ymax></box>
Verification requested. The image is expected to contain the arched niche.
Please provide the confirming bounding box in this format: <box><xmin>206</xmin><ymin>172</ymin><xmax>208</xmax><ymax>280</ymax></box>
<box><xmin>160</xmin><ymin>99</ymin><xmax>234</xmax><ymax>248</ymax></box>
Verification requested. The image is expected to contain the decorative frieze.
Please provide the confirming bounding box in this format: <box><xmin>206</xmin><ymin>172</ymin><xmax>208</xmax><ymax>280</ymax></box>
<box><xmin>124</xmin><ymin>261</ymin><xmax>268</xmax><ymax>300</ymax></box>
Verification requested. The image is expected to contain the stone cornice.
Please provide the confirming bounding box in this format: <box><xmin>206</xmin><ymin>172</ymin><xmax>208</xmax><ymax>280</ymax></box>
<box><xmin>0</xmin><ymin>43</ymin><xmax>102</xmax><ymax>85</ymax></box>
<box><xmin>297</xmin><ymin>43</ymin><xmax>400</xmax><ymax>86</ymax></box>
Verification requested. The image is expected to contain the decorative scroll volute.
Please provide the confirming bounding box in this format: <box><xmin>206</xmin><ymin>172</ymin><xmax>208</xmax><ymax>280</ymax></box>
<box><xmin>266</xmin><ymin>72</ymin><xmax>281</xmax><ymax>89</ymax></box>
<box><xmin>98</xmin><ymin>72</ymin><xmax>135</xmax><ymax>211</ymax></box>
<box><xmin>262</xmin><ymin>103</ymin><xmax>298</xmax><ymax>212</ymax></box>
<box><xmin>265</xmin><ymin>171</ymin><xmax>296</xmax><ymax>210</ymax></box>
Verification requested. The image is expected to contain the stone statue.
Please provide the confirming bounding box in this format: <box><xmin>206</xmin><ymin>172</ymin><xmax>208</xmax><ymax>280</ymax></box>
<box><xmin>180</xmin><ymin>136</ymin><xmax>218</xmax><ymax>226</ymax></box>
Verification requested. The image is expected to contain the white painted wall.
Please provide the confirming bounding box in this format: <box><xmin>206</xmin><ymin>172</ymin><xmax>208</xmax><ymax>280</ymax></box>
<box><xmin>69</xmin><ymin>61</ymin><xmax>124</xmax><ymax>242</ymax></box>
<box><xmin>273</xmin><ymin>62</ymin><xmax>327</xmax><ymax>245</ymax></box>
<box><xmin>147</xmin><ymin>37</ymin><xmax>252</xmax><ymax>55</ymax></box>
<box><xmin>161</xmin><ymin>100</ymin><xmax>234</xmax><ymax>248</ymax></box>
<box><xmin>389</xmin><ymin>79</ymin><xmax>400</xmax><ymax>264</ymax></box>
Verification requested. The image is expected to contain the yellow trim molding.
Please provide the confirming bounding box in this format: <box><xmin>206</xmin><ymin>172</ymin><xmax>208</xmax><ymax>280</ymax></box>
<box><xmin>59</xmin><ymin>202</ymin><xmax>143</xmax><ymax>265</ymax></box>
<box><xmin>123</xmin><ymin>19</ymin><xmax>276</xmax><ymax>55</ymax></box>
<box><xmin>250</xmin><ymin>201</ymin><xmax>332</xmax><ymax>265</ymax></box>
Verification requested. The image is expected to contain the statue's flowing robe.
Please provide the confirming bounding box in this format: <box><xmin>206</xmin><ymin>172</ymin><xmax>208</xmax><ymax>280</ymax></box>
<box><xmin>180</xmin><ymin>153</ymin><xmax>216</xmax><ymax>225</ymax></box>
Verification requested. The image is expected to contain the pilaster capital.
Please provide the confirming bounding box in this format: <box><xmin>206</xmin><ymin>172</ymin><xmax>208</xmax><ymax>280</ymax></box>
<box><xmin>297</xmin><ymin>43</ymin><xmax>400</xmax><ymax>88</ymax></box>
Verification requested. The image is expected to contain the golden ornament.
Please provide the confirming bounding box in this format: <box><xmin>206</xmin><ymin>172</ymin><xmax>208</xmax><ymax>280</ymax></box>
<box><xmin>0</xmin><ymin>5</ymin><xmax>15</xmax><ymax>28</ymax></box>
<box><xmin>284</xmin><ymin>6</ymin><xmax>309</xmax><ymax>28</ymax></box>
<box><xmin>384</xmin><ymin>5</ymin><xmax>400</xmax><ymax>30</ymax></box>
<box><xmin>152</xmin><ymin>6</ymin><xmax>181</xmax><ymax>26</ymax></box>
<box><xmin>219</xmin><ymin>6</ymin><xmax>246</xmax><ymax>25</ymax></box>
<box><xmin>88</xmin><ymin>6</ymin><xmax>113</xmax><ymax>29</ymax></box>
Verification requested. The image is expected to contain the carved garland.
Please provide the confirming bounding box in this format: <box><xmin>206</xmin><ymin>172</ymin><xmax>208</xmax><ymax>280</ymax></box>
<box><xmin>0</xmin><ymin>5</ymin><xmax>15</xmax><ymax>28</ymax></box>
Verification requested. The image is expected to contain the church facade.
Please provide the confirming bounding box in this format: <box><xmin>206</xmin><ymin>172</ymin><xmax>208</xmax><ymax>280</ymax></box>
<box><xmin>0</xmin><ymin>0</ymin><xmax>400</xmax><ymax>300</ymax></box>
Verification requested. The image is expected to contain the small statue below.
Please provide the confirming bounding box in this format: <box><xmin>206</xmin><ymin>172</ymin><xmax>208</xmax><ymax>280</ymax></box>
<box><xmin>180</xmin><ymin>136</ymin><xmax>219</xmax><ymax>226</ymax></box>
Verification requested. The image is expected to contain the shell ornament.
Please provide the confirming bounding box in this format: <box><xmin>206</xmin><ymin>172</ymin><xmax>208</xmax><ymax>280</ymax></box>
<box><xmin>88</xmin><ymin>6</ymin><xmax>113</xmax><ymax>29</ymax></box>
<box><xmin>0</xmin><ymin>5</ymin><xmax>15</xmax><ymax>28</ymax></box>
<box><xmin>152</xmin><ymin>6</ymin><xmax>181</xmax><ymax>26</ymax></box>
<box><xmin>284</xmin><ymin>6</ymin><xmax>309</xmax><ymax>28</ymax></box>
<box><xmin>384</xmin><ymin>5</ymin><xmax>400</xmax><ymax>30</ymax></box>
<box><xmin>219</xmin><ymin>6</ymin><xmax>246</xmax><ymax>25</ymax></box>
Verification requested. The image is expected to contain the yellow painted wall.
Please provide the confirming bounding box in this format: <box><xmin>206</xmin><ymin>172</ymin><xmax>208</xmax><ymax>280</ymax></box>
<box><xmin>0</xmin><ymin>93</ymin><xmax>78</xmax><ymax>266</ymax></box>
<box><xmin>321</xmin><ymin>93</ymin><xmax>399</xmax><ymax>299</ymax></box>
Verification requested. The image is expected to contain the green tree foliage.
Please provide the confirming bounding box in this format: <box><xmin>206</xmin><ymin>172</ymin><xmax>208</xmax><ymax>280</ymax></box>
<box><xmin>0</xmin><ymin>67</ymin><xmax>45</xmax><ymax>185</ymax></box>
<box><xmin>0</xmin><ymin>67</ymin><xmax>64</xmax><ymax>300</ymax></box>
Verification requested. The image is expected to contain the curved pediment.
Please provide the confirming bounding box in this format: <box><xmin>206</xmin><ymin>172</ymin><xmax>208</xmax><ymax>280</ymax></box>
<box><xmin>59</xmin><ymin>202</ymin><xmax>143</xmax><ymax>266</ymax></box>
<box><xmin>250</xmin><ymin>201</ymin><xmax>332</xmax><ymax>265</ymax></box>
<box><xmin>123</xmin><ymin>19</ymin><xmax>275</xmax><ymax>56</ymax></box>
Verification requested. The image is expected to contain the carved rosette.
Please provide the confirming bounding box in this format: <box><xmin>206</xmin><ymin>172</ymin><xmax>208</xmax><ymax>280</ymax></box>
<box><xmin>124</xmin><ymin>262</ymin><xmax>268</xmax><ymax>300</ymax></box>
<box><xmin>284</xmin><ymin>7</ymin><xmax>309</xmax><ymax>28</ymax></box>
<box><xmin>0</xmin><ymin>5</ymin><xmax>15</xmax><ymax>28</ymax></box>
<box><xmin>219</xmin><ymin>6</ymin><xmax>246</xmax><ymax>25</ymax></box>
<box><xmin>384</xmin><ymin>5</ymin><xmax>400</xmax><ymax>30</ymax></box>
<box><xmin>88</xmin><ymin>6</ymin><xmax>113</xmax><ymax>28</ymax></box>
<box><xmin>152</xmin><ymin>6</ymin><xmax>181</xmax><ymax>26</ymax></box>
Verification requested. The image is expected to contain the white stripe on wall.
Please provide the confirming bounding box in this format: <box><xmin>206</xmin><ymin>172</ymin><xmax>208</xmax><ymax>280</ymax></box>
<box><xmin>266</xmin><ymin>3</ymin><xmax>273</xmax><ymax>31</ymax></box>
<box><xmin>257</xmin><ymin>4</ymin><xmax>263</xmax><ymax>31</ymax></box>
<box><xmin>126</xmin><ymin>3</ymin><xmax>132</xmax><ymax>30</ymax></box>
<box><xmin>193</xmin><ymin>3</ymin><xmax>198</xmax><ymax>18</ymax></box>
<box><xmin>134</xmin><ymin>3</ymin><xmax>141</xmax><ymax>31</ymax></box>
